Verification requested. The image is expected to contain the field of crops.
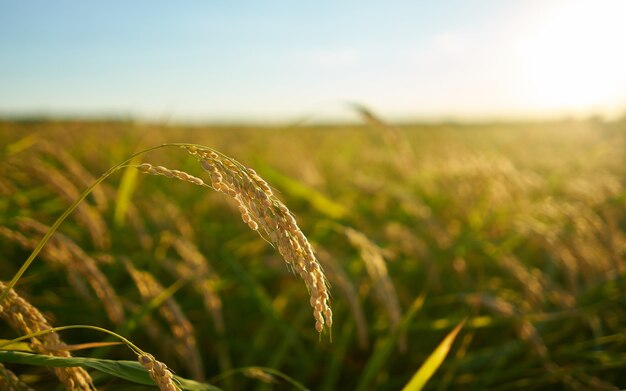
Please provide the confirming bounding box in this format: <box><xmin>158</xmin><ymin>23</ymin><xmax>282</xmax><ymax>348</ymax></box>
<box><xmin>1</xmin><ymin>116</ymin><xmax>625</xmax><ymax>390</ymax></box>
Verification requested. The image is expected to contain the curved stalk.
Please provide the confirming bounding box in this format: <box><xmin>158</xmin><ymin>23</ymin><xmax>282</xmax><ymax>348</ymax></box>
<box><xmin>0</xmin><ymin>324</ymin><xmax>144</xmax><ymax>356</ymax></box>
<box><xmin>0</xmin><ymin>143</ymin><xmax>200</xmax><ymax>304</ymax></box>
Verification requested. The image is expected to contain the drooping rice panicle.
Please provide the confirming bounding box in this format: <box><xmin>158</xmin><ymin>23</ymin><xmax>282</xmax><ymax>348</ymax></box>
<box><xmin>36</xmin><ymin>140</ymin><xmax>109</xmax><ymax>211</ymax></box>
<box><xmin>28</xmin><ymin>158</ymin><xmax>110</xmax><ymax>249</ymax></box>
<box><xmin>0</xmin><ymin>282</ymin><xmax>95</xmax><ymax>391</ymax></box>
<box><xmin>138</xmin><ymin>353</ymin><xmax>182</xmax><ymax>391</ymax></box>
<box><xmin>344</xmin><ymin>227</ymin><xmax>403</xmax><ymax>350</ymax></box>
<box><xmin>0</xmin><ymin>363</ymin><xmax>35</xmax><ymax>391</ymax></box>
<box><xmin>0</xmin><ymin>219</ymin><xmax>125</xmax><ymax>325</ymax></box>
<box><xmin>183</xmin><ymin>145</ymin><xmax>332</xmax><ymax>332</ymax></box>
<box><xmin>136</xmin><ymin>163</ymin><xmax>205</xmax><ymax>186</ymax></box>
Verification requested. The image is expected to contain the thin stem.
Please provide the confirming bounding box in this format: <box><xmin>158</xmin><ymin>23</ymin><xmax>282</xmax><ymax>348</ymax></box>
<box><xmin>0</xmin><ymin>143</ymin><xmax>199</xmax><ymax>304</ymax></box>
<box><xmin>0</xmin><ymin>325</ymin><xmax>145</xmax><ymax>356</ymax></box>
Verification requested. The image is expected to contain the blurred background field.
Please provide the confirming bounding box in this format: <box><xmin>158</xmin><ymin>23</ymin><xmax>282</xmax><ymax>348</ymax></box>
<box><xmin>1</xmin><ymin>116</ymin><xmax>625</xmax><ymax>390</ymax></box>
<box><xmin>2</xmin><ymin>0</ymin><xmax>626</xmax><ymax>389</ymax></box>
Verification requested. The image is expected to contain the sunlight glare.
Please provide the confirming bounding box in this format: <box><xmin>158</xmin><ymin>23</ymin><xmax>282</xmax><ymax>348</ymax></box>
<box><xmin>515</xmin><ymin>0</ymin><xmax>626</xmax><ymax>115</ymax></box>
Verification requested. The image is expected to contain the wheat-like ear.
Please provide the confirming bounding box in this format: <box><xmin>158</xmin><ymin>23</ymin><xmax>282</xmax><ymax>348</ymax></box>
<box><xmin>28</xmin><ymin>157</ymin><xmax>110</xmax><ymax>250</ymax></box>
<box><xmin>138</xmin><ymin>353</ymin><xmax>182</xmax><ymax>391</ymax></box>
<box><xmin>2</xmin><ymin>142</ymin><xmax>332</xmax><ymax>335</ymax></box>
<box><xmin>125</xmin><ymin>262</ymin><xmax>203</xmax><ymax>381</ymax></box>
<box><xmin>136</xmin><ymin>163</ymin><xmax>205</xmax><ymax>186</ymax></box>
<box><xmin>344</xmin><ymin>227</ymin><xmax>403</xmax><ymax>350</ymax></box>
<box><xmin>0</xmin><ymin>363</ymin><xmax>34</xmax><ymax>391</ymax></box>
<box><xmin>0</xmin><ymin>282</ymin><xmax>95</xmax><ymax>390</ymax></box>
<box><xmin>36</xmin><ymin>140</ymin><xmax>109</xmax><ymax>211</ymax></box>
<box><xmin>0</xmin><ymin>219</ymin><xmax>125</xmax><ymax>325</ymax></box>
<box><xmin>181</xmin><ymin>146</ymin><xmax>332</xmax><ymax>332</ymax></box>
<box><xmin>169</xmin><ymin>237</ymin><xmax>224</xmax><ymax>334</ymax></box>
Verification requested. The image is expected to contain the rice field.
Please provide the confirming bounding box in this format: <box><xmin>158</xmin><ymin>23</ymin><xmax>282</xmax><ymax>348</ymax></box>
<box><xmin>0</xmin><ymin>115</ymin><xmax>625</xmax><ymax>390</ymax></box>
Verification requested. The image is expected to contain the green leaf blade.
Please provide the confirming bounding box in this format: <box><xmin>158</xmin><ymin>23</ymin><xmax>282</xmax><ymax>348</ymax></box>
<box><xmin>402</xmin><ymin>319</ymin><xmax>466</xmax><ymax>391</ymax></box>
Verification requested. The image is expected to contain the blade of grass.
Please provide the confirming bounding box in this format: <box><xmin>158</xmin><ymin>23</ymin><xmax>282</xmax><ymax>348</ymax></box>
<box><xmin>0</xmin><ymin>350</ymin><xmax>219</xmax><ymax>391</ymax></box>
<box><xmin>113</xmin><ymin>156</ymin><xmax>141</xmax><ymax>226</ymax></box>
<box><xmin>402</xmin><ymin>319</ymin><xmax>466</xmax><ymax>391</ymax></box>
<box><xmin>4</xmin><ymin>134</ymin><xmax>38</xmax><ymax>156</ymax></box>
<box><xmin>257</xmin><ymin>164</ymin><xmax>350</xmax><ymax>220</ymax></box>
<box><xmin>119</xmin><ymin>276</ymin><xmax>189</xmax><ymax>335</ymax></box>
<box><xmin>0</xmin><ymin>340</ymin><xmax>33</xmax><ymax>352</ymax></box>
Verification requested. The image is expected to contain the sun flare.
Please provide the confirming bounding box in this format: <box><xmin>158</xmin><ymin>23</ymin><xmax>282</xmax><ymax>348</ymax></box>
<box><xmin>515</xmin><ymin>0</ymin><xmax>626</xmax><ymax>114</ymax></box>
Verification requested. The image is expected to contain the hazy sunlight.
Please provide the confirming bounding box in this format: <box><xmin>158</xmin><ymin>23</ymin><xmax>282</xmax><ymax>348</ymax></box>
<box><xmin>516</xmin><ymin>0</ymin><xmax>626</xmax><ymax>115</ymax></box>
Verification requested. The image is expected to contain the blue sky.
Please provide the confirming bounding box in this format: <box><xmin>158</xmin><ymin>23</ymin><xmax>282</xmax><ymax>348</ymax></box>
<box><xmin>1</xmin><ymin>0</ymin><xmax>625</xmax><ymax>122</ymax></box>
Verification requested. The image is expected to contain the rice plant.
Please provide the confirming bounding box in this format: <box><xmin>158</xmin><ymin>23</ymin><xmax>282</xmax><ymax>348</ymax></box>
<box><xmin>1</xmin><ymin>116</ymin><xmax>625</xmax><ymax>390</ymax></box>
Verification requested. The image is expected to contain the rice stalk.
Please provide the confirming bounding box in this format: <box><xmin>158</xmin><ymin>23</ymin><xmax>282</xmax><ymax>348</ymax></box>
<box><xmin>344</xmin><ymin>227</ymin><xmax>404</xmax><ymax>350</ymax></box>
<box><xmin>0</xmin><ymin>282</ymin><xmax>96</xmax><ymax>390</ymax></box>
<box><xmin>0</xmin><ymin>323</ymin><xmax>185</xmax><ymax>391</ymax></box>
<box><xmin>157</xmin><ymin>232</ymin><xmax>233</xmax><ymax>383</ymax></box>
<box><xmin>184</xmin><ymin>145</ymin><xmax>332</xmax><ymax>332</ymax></box>
<box><xmin>138</xmin><ymin>353</ymin><xmax>182</xmax><ymax>391</ymax></box>
<box><xmin>1</xmin><ymin>143</ymin><xmax>172</xmax><ymax>305</ymax></box>
<box><xmin>122</xmin><ymin>301</ymin><xmax>178</xmax><ymax>361</ymax></box>
<box><xmin>36</xmin><ymin>140</ymin><xmax>109</xmax><ymax>211</ymax></box>
<box><xmin>169</xmin><ymin>237</ymin><xmax>224</xmax><ymax>334</ymax></box>
<box><xmin>160</xmin><ymin>254</ymin><xmax>234</xmax><ymax>385</ymax></box>
<box><xmin>0</xmin><ymin>363</ymin><xmax>34</xmax><ymax>391</ymax></box>
<box><xmin>135</xmin><ymin>163</ymin><xmax>205</xmax><ymax>186</ymax></box>
<box><xmin>124</xmin><ymin>263</ymin><xmax>204</xmax><ymax>381</ymax></box>
<box><xmin>0</xmin><ymin>219</ymin><xmax>125</xmax><ymax>325</ymax></box>
<box><xmin>1</xmin><ymin>142</ymin><xmax>331</xmax><ymax>336</ymax></box>
<box><xmin>28</xmin><ymin>158</ymin><xmax>110</xmax><ymax>249</ymax></box>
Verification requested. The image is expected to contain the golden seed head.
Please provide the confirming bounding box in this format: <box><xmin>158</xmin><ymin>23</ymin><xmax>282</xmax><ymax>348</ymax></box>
<box><xmin>183</xmin><ymin>146</ymin><xmax>333</xmax><ymax>332</ymax></box>
<box><xmin>138</xmin><ymin>163</ymin><xmax>153</xmax><ymax>172</ymax></box>
<box><xmin>200</xmin><ymin>160</ymin><xmax>213</xmax><ymax>171</ymax></box>
<box><xmin>189</xmin><ymin>177</ymin><xmax>204</xmax><ymax>186</ymax></box>
<box><xmin>139</xmin><ymin>354</ymin><xmax>154</xmax><ymax>367</ymax></box>
<box><xmin>241</xmin><ymin>212</ymin><xmax>251</xmax><ymax>224</ymax></box>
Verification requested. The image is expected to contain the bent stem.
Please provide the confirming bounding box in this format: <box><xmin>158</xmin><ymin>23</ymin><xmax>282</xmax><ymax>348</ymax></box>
<box><xmin>0</xmin><ymin>143</ymin><xmax>208</xmax><ymax>304</ymax></box>
<box><xmin>0</xmin><ymin>325</ymin><xmax>145</xmax><ymax>357</ymax></box>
